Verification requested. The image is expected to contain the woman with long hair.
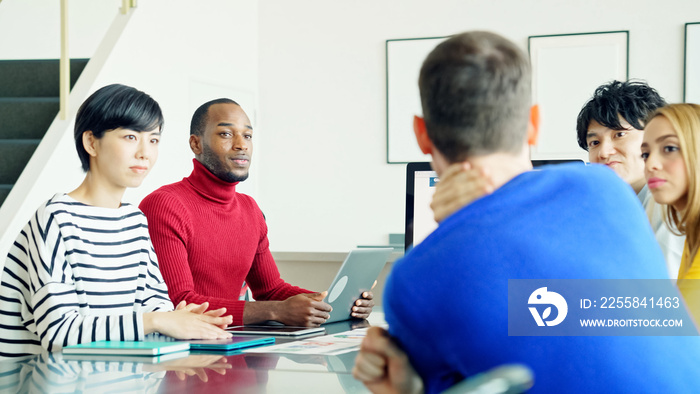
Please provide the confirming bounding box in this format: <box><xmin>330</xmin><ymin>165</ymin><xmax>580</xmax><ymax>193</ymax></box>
<box><xmin>642</xmin><ymin>103</ymin><xmax>700</xmax><ymax>319</ymax></box>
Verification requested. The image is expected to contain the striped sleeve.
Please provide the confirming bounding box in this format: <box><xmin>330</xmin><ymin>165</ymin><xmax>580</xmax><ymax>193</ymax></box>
<box><xmin>140</xmin><ymin>239</ymin><xmax>174</xmax><ymax>312</ymax></box>
<box><xmin>0</xmin><ymin>213</ymin><xmax>51</xmax><ymax>357</ymax></box>
<box><xmin>0</xmin><ymin>204</ymin><xmax>154</xmax><ymax>357</ymax></box>
<box><xmin>29</xmin><ymin>207</ymin><xmax>145</xmax><ymax>352</ymax></box>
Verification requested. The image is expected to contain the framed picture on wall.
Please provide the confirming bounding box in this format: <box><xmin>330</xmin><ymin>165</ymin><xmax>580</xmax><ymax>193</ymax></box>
<box><xmin>386</xmin><ymin>36</ymin><xmax>448</xmax><ymax>164</ymax></box>
<box><xmin>685</xmin><ymin>23</ymin><xmax>700</xmax><ymax>103</ymax></box>
<box><xmin>528</xmin><ymin>31</ymin><xmax>629</xmax><ymax>161</ymax></box>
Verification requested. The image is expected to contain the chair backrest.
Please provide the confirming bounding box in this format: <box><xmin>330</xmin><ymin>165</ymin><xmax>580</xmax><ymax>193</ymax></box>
<box><xmin>442</xmin><ymin>364</ymin><xmax>534</xmax><ymax>394</ymax></box>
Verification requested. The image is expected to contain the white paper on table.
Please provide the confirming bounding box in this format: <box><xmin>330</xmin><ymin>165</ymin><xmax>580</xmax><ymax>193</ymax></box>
<box><xmin>242</xmin><ymin>328</ymin><xmax>370</xmax><ymax>356</ymax></box>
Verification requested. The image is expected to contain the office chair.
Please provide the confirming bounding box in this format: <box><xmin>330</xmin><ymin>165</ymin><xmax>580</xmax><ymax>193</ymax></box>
<box><xmin>442</xmin><ymin>364</ymin><xmax>534</xmax><ymax>394</ymax></box>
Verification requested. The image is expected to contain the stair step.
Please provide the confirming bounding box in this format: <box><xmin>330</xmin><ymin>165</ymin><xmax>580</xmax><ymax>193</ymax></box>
<box><xmin>0</xmin><ymin>59</ymin><xmax>89</xmax><ymax>97</ymax></box>
<box><xmin>0</xmin><ymin>97</ymin><xmax>59</xmax><ymax>139</ymax></box>
<box><xmin>0</xmin><ymin>140</ymin><xmax>41</xmax><ymax>184</ymax></box>
<box><xmin>0</xmin><ymin>184</ymin><xmax>10</xmax><ymax>207</ymax></box>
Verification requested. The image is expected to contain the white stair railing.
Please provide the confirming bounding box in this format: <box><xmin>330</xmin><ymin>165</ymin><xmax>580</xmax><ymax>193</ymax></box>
<box><xmin>59</xmin><ymin>0</ymin><xmax>137</xmax><ymax>120</ymax></box>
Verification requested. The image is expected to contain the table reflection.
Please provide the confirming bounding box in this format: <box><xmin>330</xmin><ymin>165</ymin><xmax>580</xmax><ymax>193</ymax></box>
<box><xmin>0</xmin><ymin>318</ymin><xmax>378</xmax><ymax>393</ymax></box>
<box><xmin>1</xmin><ymin>352</ymin><xmax>166</xmax><ymax>393</ymax></box>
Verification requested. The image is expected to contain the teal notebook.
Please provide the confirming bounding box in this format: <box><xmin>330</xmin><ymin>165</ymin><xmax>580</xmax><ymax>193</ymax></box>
<box><xmin>187</xmin><ymin>335</ymin><xmax>275</xmax><ymax>351</ymax></box>
<box><xmin>147</xmin><ymin>334</ymin><xmax>276</xmax><ymax>352</ymax></box>
<box><xmin>62</xmin><ymin>351</ymin><xmax>190</xmax><ymax>363</ymax></box>
<box><xmin>63</xmin><ymin>341</ymin><xmax>190</xmax><ymax>356</ymax></box>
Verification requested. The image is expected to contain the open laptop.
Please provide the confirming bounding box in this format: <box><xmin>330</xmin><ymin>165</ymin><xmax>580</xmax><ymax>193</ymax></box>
<box><xmin>324</xmin><ymin>248</ymin><xmax>393</xmax><ymax>324</ymax></box>
<box><xmin>226</xmin><ymin>325</ymin><xmax>325</xmax><ymax>337</ymax></box>
<box><xmin>405</xmin><ymin>160</ymin><xmax>584</xmax><ymax>250</ymax></box>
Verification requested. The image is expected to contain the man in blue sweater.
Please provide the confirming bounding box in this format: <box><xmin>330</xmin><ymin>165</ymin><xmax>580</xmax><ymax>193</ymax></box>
<box><xmin>352</xmin><ymin>31</ymin><xmax>700</xmax><ymax>393</ymax></box>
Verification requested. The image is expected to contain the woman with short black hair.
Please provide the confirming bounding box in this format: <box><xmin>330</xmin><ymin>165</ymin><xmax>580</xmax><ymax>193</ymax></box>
<box><xmin>0</xmin><ymin>84</ymin><xmax>232</xmax><ymax>358</ymax></box>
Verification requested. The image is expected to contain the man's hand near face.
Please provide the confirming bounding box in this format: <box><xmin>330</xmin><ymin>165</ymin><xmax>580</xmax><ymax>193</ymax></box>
<box><xmin>431</xmin><ymin>162</ymin><xmax>494</xmax><ymax>223</ymax></box>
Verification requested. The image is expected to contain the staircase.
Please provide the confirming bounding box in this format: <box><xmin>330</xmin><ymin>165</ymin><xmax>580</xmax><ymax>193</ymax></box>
<box><xmin>0</xmin><ymin>58</ymin><xmax>89</xmax><ymax>207</ymax></box>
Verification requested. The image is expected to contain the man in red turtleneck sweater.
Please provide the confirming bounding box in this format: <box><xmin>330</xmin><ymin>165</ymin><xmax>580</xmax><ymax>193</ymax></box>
<box><xmin>140</xmin><ymin>99</ymin><xmax>374</xmax><ymax>327</ymax></box>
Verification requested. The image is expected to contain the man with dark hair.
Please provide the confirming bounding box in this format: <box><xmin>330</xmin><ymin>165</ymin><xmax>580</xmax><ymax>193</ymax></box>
<box><xmin>577</xmin><ymin>80</ymin><xmax>683</xmax><ymax>278</ymax></box>
<box><xmin>353</xmin><ymin>31</ymin><xmax>700</xmax><ymax>393</ymax></box>
<box><xmin>576</xmin><ymin>80</ymin><xmax>666</xmax><ymax>169</ymax></box>
<box><xmin>140</xmin><ymin>100</ymin><xmax>375</xmax><ymax>326</ymax></box>
<box><xmin>188</xmin><ymin>98</ymin><xmax>250</xmax><ymax>184</ymax></box>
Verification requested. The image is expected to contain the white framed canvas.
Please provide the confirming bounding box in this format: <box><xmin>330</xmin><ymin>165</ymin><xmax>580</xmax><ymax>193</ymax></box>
<box><xmin>685</xmin><ymin>23</ymin><xmax>700</xmax><ymax>103</ymax></box>
<box><xmin>386</xmin><ymin>36</ymin><xmax>448</xmax><ymax>163</ymax></box>
<box><xmin>528</xmin><ymin>31</ymin><xmax>628</xmax><ymax>161</ymax></box>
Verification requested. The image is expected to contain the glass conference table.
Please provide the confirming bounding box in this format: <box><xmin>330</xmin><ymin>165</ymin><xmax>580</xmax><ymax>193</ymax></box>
<box><xmin>0</xmin><ymin>317</ymin><xmax>383</xmax><ymax>394</ymax></box>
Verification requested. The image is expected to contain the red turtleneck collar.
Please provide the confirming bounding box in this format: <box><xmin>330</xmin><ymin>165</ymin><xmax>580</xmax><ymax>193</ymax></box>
<box><xmin>185</xmin><ymin>159</ymin><xmax>240</xmax><ymax>204</ymax></box>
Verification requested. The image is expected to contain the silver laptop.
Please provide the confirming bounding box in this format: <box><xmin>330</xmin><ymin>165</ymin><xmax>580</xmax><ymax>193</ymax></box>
<box><xmin>324</xmin><ymin>248</ymin><xmax>393</xmax><ymax>324</ymax></box>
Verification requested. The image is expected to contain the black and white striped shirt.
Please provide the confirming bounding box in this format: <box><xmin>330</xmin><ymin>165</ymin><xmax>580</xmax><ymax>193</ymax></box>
<box><xmin>0</xmin><ymin>194</ymin><xmax>174</xmax><ymax>358</ymax></box>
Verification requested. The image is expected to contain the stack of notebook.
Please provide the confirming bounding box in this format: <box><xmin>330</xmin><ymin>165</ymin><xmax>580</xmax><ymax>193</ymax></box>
<box><xmin>62</xmin><ymin>336</ymin><xmax>275</xmax><ymax>362</ymax></box>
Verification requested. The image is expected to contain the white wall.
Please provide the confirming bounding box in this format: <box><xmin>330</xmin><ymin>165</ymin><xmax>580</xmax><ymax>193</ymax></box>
<box><xmin>2</xmin><ymin>0</ymin><xmax>699</xmax><ymax>256</ymax></box>
<box><xmin>0</xmin><ymin>0</ymin><xmax>259</xmax><ymax>260</ymax></box>
<box><xmin>0</xmin><ymin>0</ymin><xmax>116</xmax><ymax>59</ymax></box>
<box><xmin>257</xmin><ymin>0</ymin><xmax>700</xmax><ymax>252</ymax></box>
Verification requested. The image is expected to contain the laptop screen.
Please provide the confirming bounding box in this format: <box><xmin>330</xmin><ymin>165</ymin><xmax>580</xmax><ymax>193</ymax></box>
<box><xmin>404</xmin><ymin>160</ymin><xmax>584</xmax><ymax>251</ymax></box>
<box><xmin>404</xmin><ymin>162</ymin><xmax>438</xmax><ymax>251</ymax></box>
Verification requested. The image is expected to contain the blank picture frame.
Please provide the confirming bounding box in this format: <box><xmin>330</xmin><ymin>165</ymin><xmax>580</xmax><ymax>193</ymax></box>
<box><xmin>685</xmin><ymin>23</ymin><xmax>700</xmax><ymax>103</ymax></box>
<box><xmin>528</xmin><ymin>31</ymin><xmax>629</xmax><ymax>161</ymax></box>
<box><xmin>386</xmin><ymin>36</ymin><xmax>448</xmax><ymax>164</ymax></box>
